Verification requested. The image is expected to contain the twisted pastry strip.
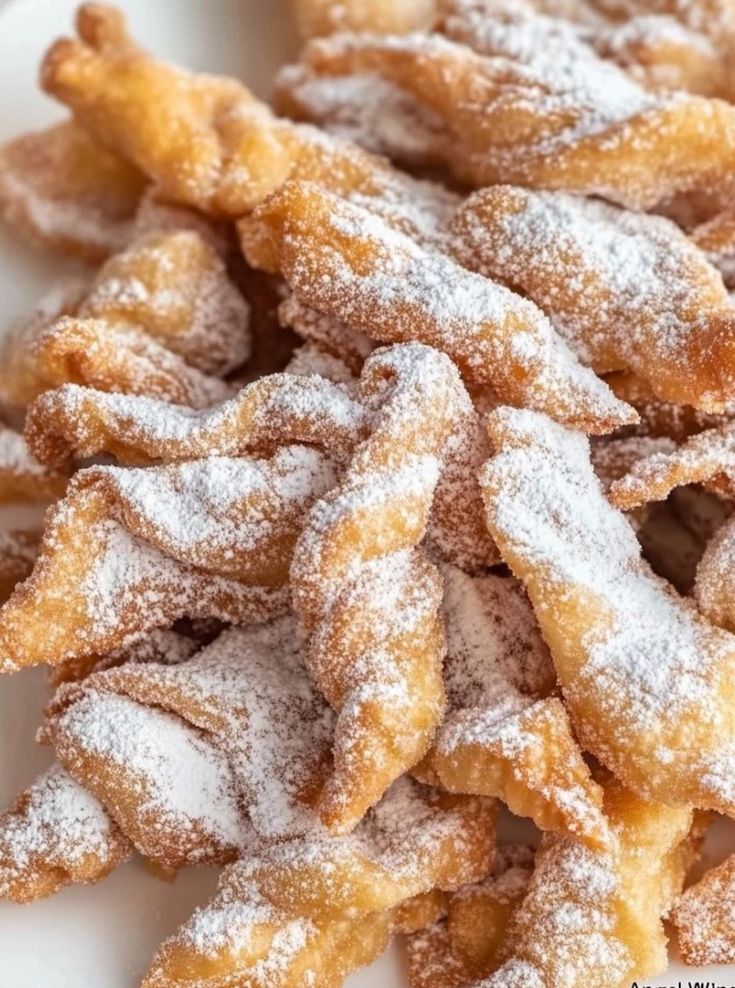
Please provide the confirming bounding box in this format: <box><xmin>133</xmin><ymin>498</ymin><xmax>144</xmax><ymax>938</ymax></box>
<box><xmin>420</xmin><ymin>564</ymin><xmax>607</xmax><ymax>847</ymax></box>
<box><xmin>0</xmin><ymin>119</ymin><xmax>145</xmax><ymax>261</ymax></box>
<box><xmin>0</xmin><ymin>228</ymin><xmax>248</xmax><ymax>409</ymax></box>
<box><xmin>609</xmin><ymin>419</ymin><xmax>735</xmax><ymax>509</ymax></box>
<box><xmin>0</xmin><ymin>424</ymin><xmax>69</xmax><ymax>502</ymax></box>
<box><xmin>291</xmin><ymin>344</ymin><xmax>468</xmax><ymax>832</ymax></box>
<box><xmin>2</xmin><ymin>618</ymin><xmax>328</xmax><ymax>900</ymax></box>
<box><xmin>451</xmin><ymin>186</ymin><xmax>735</xmax><ymax>412</ymax></box>
<box><xmin>49</xmin><ymin>625</ymin><xmax>201</xmax><ymax>687</ymax></box>
<box><xmin>0</xmin><ymin>447</ymin><xmax>335</xmax><ymax>671</ymax></box>
<box><xmin>240</xmin><ymin>181</ymin><xmax>635</xmax><ymax>433</ymax></box>
<box><xmin>143</xmin><ymin>778</ymin><xmax>495</xmax><ymax>988</ymax></box>
<box><xmin>47</xmin><ymin>689</ymin><xmax>248</xmax><ymax>870</ymax></box>
<box><xmin>0</xmin><ymin>764</ymin><xmax>133</xmax><ymax>903</ymax></box>
<box><xmin>287</xmin><ymin>30</ymin><xmax>735</xmax><ymax>212</ymax></box>
<box><xmin>483</xmin><ymin>781</ymin><xmax>697</xmax><ymax>988</ymax></box>
<box><xmin>25</xmin><ymin>375</ymin><xmax>367</xmax><ymax>468</ymax></box>
<box><xmin>438</xmin><ymin>0</ymin><xmax>735</xmax><ymax>99</ymax></box>
<box><xmin>47</xmin><ymin>618</ymin><xmax>336</xmax><ymax>843</ymax></box>
<box><xmin>406</xmin><ymin>844</ymin><xmax>534</xmax><ymax>988</ymax></box>
<box><xmin>80</xmin><ymin>227</ymin><xmax>250</xmax><ymax>377</ymax></box>
<box><xmin>40</xmin><ymin>3</ymin><xmax>460</xmax><ymax>236</ymax></box>
<box><xmin>293</xmin><ymin>0</ymin><xmax>435</xmax><ymax>36</ymax></box>
<box><xmin>480</xmin><ymin>407</ymin><xmax>735</xmax><ymax>816</ymax></box>
<box><xmin>26</xmin><ymin>349</ymin><xmax>499</xmax><ymax>571</ymax></box>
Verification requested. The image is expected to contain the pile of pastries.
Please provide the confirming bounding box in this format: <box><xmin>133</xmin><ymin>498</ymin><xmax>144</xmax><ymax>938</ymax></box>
<box><xmin>3</xmin><ymin>0</ymin><xmax>735</xmax><ymax>984</ymax></box>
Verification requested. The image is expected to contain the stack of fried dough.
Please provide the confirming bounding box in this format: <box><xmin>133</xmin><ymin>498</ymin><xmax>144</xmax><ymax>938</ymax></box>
<box><xmin>3</xmin><ymin>1</ymin><xmax>735</xmax><ymax>984</ymax></box>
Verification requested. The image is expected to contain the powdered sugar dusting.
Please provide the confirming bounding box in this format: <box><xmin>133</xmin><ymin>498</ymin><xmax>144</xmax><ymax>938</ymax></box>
<box><xmin>482</xmin><ymin>407</ymin><xmax>735</xmax><ymax>811</ymax></box>
<box><xmin>0</xmin><ymin>764</ymin><xmax>131</xmax><ymax>899</ymax></box>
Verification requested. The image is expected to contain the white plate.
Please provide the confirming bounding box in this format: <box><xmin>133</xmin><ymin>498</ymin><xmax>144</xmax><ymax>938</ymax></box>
<box><xmin>0</xmin><ymin>1</ymin><xmax>734</xmax><ymax>985</ymax></box>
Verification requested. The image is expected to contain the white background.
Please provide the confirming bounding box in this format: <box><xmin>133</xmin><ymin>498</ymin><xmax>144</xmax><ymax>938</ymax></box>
<box><xmin>0</xmin><ymin>1</ymin><xmax>732</xmax><ymax>985</ymax></box>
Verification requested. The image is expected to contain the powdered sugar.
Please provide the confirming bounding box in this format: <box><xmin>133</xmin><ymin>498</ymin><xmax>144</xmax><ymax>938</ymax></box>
<box><xmin>482</xmin><ymin>407</ymin><xmax>735</xmax><ymax>811</ymax></box>
<box><xmin>0</xmin><ymin>764</ymin><xmax>131</xmax><ymax>899</ymax></box>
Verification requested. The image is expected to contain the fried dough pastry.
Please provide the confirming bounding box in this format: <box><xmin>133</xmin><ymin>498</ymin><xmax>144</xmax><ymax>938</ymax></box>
<box><xmin>49</xmin><ymin>625</ymin><xmax>200</xmax><ymax>688</ymax></box>
<box><xmin>672</xmin><ymin>849</ymin><xmax>735</xmax><ymax>964</ymax></box>
<box><xmin>26</xmin><ymin>346</ymin><xmax>499</xmax><ymax>570</ymax></box>
<box><xmin>48</xmin><ymin>618</ymin><xmax>335</xmax><ymax>843</ymax></box>
<box><xmin>405</xmin><ymin>844</ymin><xmax>534</xmax><ymax>988</ymax></box>
<box><xmin>25</xmin><ymin>375</ymin><xmax>367</xmax><ymax>468</ymax></box>
<box><xmin>293</xmin><ymin>0</ymin><xmax>435</xmax><ymax>35</ymax></box>
<box><xmin>0</xmin><ymin>764</ymin><xmax>133</xmax><ymax>903</ymax></box>
<box><xmin>609</xmin><ymin>419</ymin><xmax>735</xmax><ymax>509</ymax></box>
<box><xmin>0</xmin><ymin>424</ymin><xmax>68</xmax><ymax>502</ymax></box>
<box><xmin>480</xmin><ymin>407</ymin><xmax>735</xmax><ymax>816</ymax></box>
<box><xmin>40</xmin><ymin>4</ymin><xmax>460</xmax><ymax>232</ymax></box>
<box><xmin>419</xmin><ymin>564</ymin><xmax>607</xmax><ymax>847</ymax></box>
<box><xmin>692</xmin><ymin>518</ymin><xmax>735</xmax><ymax>630</ymax></box>
<box><xmin>0</xmin><ymin>229</ymin><xmax>248</xmax><ymax>409</ymax></box>
<box><xmin>483</xmin><ymin>781</ymin><xmax>695</xmax><ymax>988</ymax></box>
<box><xmin>438</xmin><ymin>0</ymin><xmax>735</xmax><ymax>99</ymax></box>
<box><xmin>286</xmin><ymin>30</ymin><xmax>735</xmax><ymax>213</ymax></box>
<box><xmin>0</xmin><ymin>119</ymin><xmax>145</xmax><ymax>260</ymax></box>
<box><xmin>451</xmin><ymin>186</ymin><xmax>735</xmax><ymax>412</ymax></box>
<box><xmin>290</xmin><ymin>345</ymin><xmax>460</xmax><ymax>831</ymax></box>
<box><xmin>143</xmin><ymin>778</ymin><xmax>495</xmax><ymax>988</ymax></box>
<box><xmin>41</xmin><ymin>617</ymin><xmax>341</xmax><ymax>869</ymax></box>
<box><xmin>240</xmin><ymin>181</ymin><xmax>635</xmax><ymax>433</ymax></box>
<box><xmin>80</xmin><ymin>228</ymin><xmax>250</xmax><ymax>376</ymax></box>
<box><xmin>0</xmin><ymin>447</ymin><xmax>338</xmax><ymax>671</ymax></box>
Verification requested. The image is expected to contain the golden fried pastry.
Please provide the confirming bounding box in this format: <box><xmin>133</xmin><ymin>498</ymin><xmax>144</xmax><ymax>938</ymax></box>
<box><xmin>0</xmin><ymin>447</ymin><xmax>341</xmax><ymax>671</ymax></box>
<box><xmin>25</xmin><ymin>375</ymin><xmax>367</xmax><ymax>468</ymax></box>
<box><xmin>0</xmin><ymin>423</ymin><xmax>68</xmax><ymax>502</ymax></box>
<box><xmin>483</xmin><ymin>781</ymin><xmax>695</xmax><ymax>988</ymax></box>
<box><xmin>26</xmin><ymin>346</ymin><xmax>499</xmax><ymax>570</ymax></box>
<box><xmin>438</xmin><ymin>0</ymin><xmax>735</xmax><ymax>99</ymax></box>
<box><xmin>405</xmin><ymin>844</ymin><xmax>534</xmax><ymax>988</ymax></box>
<box><xmin>0</xmin><ymin>764</ymin><xmax>132</xmax><ymax>903</ymax></box>
<box><xmin>47</xmin><ymin>689</ymin><xmax>248</xmax><ymax>870</ymax></box>
<box><xmin>672</xmin><ymin>849</ymin><xmax>735</xmax><ymax>964</ymax></box>
<box><xmin>285</xmin><ymin>29</ymin><xmax>735</xmax><ymax>213</ymax></box>
<box><xmin>451</xmin><ymin>185</ymin><xmax>735</xmax><ymax>412</ymax></box>
<box><xmin>480</xmin><ymin>407</ymin><xmax>735</xmax><ymax>816</ymax></box>
<box><xmin>80</xmin><ymin>228</ymin><xmax>250</xmax><ymax>376</ymax></box>
<box><xmin>284</xmin><ymin>340</ymin><xmax>356</xmax><ymax>385</ymax></box>
<box><xmin>290</xmin><ymin>344</ymin><xmax>458</xmax><ymax>831</ymax></box>
<box><xmin>240</xmin><ymin>181</ymin><xmax>635</xmax><ymax>433</ymax></box>
<box><xmin>143</xmin><ymin>778</ymin><xmax>495</xmax><ymax>987</ymax></box>
<box><xmin>0</xmin><ymin>529</ymin><xmax>38</xmax><ymax>602</ymax></box>
<box><xmin>17</xmin><ymin>316</ymin><xmax>235</xmax><ymax>410</ymax></box>
<box><xmin>0</xmin><ymin>119</ymin><xmax>145</xmax><ymax>260</ymax></box>
<box><xmin>419</xmin><ymin>564</ymin><xmax>607</xmax><ymax>847</ymax></box>
<box><xmin>609</xmin><ymin>419</ymin><xmax>735</xmax><ymax>508</ymax></box>
<box><xmin>293</xmin><ymin>0</ymin><xmax>435</xmax><ymax>36</ymax></box>
<box><xmin>0</xmin><ymin>226</ymin><xmax>248</xmax><ymax>409</ymax></box>
<box><xmin>41</xmin><ymin>617</ymin><xmax>341</xmax><ymax>870</ymax></box>
<box><xmin>41</xmin><ymin>4</ymin><xmax>461</xmax><ymax>232</ymax></box>
<box><xmin>691</xmin><ymin>516</ymin><xmax>735</xmax><ymax>630</ymax></box>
